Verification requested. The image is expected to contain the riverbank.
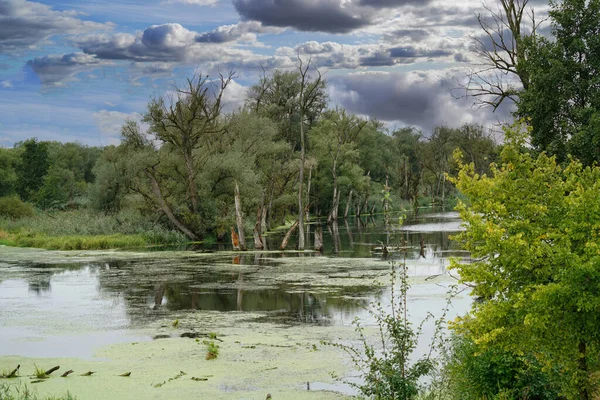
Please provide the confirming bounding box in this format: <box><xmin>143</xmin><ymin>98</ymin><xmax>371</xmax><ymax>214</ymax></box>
<box><xmin>0</xmin><ymin>209</ymin><xmax>190</xmax><ymax>250</ymax></box>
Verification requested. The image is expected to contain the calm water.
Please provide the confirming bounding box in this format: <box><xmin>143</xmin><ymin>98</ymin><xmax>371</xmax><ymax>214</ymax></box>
<box><xmin>0</xmin><ymin>210</ymin><xmax>470</xmax><ymax>359</ymax></box>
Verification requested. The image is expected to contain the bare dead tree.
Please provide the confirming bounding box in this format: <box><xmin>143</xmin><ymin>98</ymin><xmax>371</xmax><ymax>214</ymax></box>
<box><xmin>459</xmin><ymin>0</ymin><xmax>545</xmax><ymax>110</ymax></box>
<box><xmin>296</xmin><ymin>55</ymin><xmax>324</xmax><ymax>250</ymax></box>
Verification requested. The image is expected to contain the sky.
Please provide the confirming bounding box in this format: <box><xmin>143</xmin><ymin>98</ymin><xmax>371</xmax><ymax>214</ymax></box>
<box><xmin>0</xmin><ymin>0</ymin><xmax>548</xmax><ymax>147</ymax></box>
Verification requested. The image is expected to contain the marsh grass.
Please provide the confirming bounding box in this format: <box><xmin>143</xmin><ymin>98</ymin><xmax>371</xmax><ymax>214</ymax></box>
<box><xmin>0</xmin><ymin>382</ymin><xmax>77</xmax><ymax>400</ymax></box>
<box><xmin>33</xmin><ymin>365</ymin><xmax>47</xmax><ymax>380</ymax></box>
<box><xmin>0</xmin><ymin>208</ymin><xmax>187</xmax><ymax>250</ymax></box>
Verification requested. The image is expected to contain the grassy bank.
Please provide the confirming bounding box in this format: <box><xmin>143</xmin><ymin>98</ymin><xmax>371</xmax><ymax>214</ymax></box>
<box><xmin>0</xmin><ymin>209</ymin><xmax>189</xmax><ymax>250</ymax></box>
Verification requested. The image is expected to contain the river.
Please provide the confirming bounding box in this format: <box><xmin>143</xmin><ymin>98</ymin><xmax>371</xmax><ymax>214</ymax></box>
<box><xmin>0</xmin><ymin>210</ymin><xmax>472</xmax><ymax>399</ymax></box>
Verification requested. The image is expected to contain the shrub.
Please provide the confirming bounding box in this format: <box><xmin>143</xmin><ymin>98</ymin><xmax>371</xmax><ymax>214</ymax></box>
<box><xmin>0</xmin><ymin>196</ymin><xmax>34</xmax><ymax>219</ymax></box>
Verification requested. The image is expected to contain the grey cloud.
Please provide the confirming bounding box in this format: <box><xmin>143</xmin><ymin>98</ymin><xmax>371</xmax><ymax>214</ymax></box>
<box><xmin>76</xmin><ymin>23</ymin><xmax>198</xmax><ymax>62</ymax></box>
<box><xmin>233</xmin><ymin>0</ymin><xmax>373</xmax><ymax>33</ymax></box>
<box><xmin>195</xmin><ymin>21</ymin><xmax>280</xmax><ymax>43</ymax></box>
<box><xmin>359</xmin><ymin>0</ymin><xmax>431</xmax><ymax>8</ymax></box>
<box><xmin>26</xmin><ymin>52</ymin><xmax>107</xmax><ymax>87</ymax></box>
<box><xmin>328</xmin><ymin>70</ymin><xmax>513</xmax><ymax>133</ymax></box>
<box><xmin>0</xmin><ymin>0</ymin><xmax>111</xmax><ymax>53</ymax></box>
<box><xmin>389</xmin><ymin>46</ymin><xmax>452</xmax><ymax>59</ymax></box>
<box><xmin>384</xmin><ymin>28</ymin><xmax>431</xmax><ymax>42</ymax></box>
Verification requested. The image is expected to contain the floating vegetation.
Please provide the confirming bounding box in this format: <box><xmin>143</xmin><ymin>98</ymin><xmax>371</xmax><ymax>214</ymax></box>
<box><xmin>153</xmin><ymin>371</ymin><xmax>186</xmax><ymax>388</ymax></box>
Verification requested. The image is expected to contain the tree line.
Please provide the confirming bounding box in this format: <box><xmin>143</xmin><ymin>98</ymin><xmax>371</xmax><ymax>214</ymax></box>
<box><xmin>0</xmin><ymin>69</ymin><xmax>497</xmax><ymax>247</ymax></box>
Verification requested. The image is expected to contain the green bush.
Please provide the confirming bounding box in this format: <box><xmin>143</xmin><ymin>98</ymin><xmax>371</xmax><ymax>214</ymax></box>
<box><xmin>0</xmin><ymin>196</ymin><xmax>34</xmax><ymax>219</ymax></box>
<box><xmin>443</xmin><ymin>334</ymin><xmax>560</xmax><ymax>400</ymax></box>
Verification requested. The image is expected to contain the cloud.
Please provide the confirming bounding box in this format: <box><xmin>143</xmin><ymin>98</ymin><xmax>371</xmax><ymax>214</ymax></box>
<box><xmin>359</xmin><ymin>0</ymin><xmax>431</xmax><ymax>8</ymax></box>
<box><xmin>74</xmin><ymin>23</ymin><xmax>198</xmax><ymax>62</ymax></box>
<box><xmin>233</xmin><ymin>0</ymin><xmax>375</xmax><ymax>33</ymax></box>
<box><xmin>328</xmin><ymin>69</ymin><xmax>514</xmax><ymax>133</ymax></box>
<box><xmin>277</xmin><ymin>40</ymin><xmax>456</xmax><ymax>70</ymax></box>
<box><xmin>162</xmin><ymin>0</ymin><xmax>219</xmax><ymax>5</ymax></box>
<box><xmin>195</xmin><ymin>21</ymin><xmax>282</xmax><ymax>43</ymax></box>
<box><xmin>26</xmin><ymin>52</ymin><xmax>110</xmax><ymax>87</ymax></box>
<box><xmin>384</xmin><ymin>28</ymin><xmax>431</xmax><ymax>42</ymax></box>
<box><xmin>94</xmin><ymin>110</ymin><xmax>142</xmax><ymax>145</ymax></box>
<box><xmin>0</xmin><ymin>0</ymin><xmax>112</xmax><ymax>53</ymax></box>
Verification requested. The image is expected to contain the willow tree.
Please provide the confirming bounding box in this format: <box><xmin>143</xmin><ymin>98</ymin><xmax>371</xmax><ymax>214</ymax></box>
<box><xmin>118</xmin><ymin>73</ymin><xmax>232</xmax><ymax>240</ymax></box>
<box><xmin>311</xmin><ymin>109</ymin><xmax>367</xmax><ymax>223</ymax></box>
<box><xmin>247</xmin><ymin>66</ymin><xmax>327</xmax><ymax>246</ymax></box>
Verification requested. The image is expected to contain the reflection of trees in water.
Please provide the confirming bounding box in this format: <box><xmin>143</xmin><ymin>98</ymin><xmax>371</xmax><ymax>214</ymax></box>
<box><xmin>89</xmin><ymin>257</ymin><xmax>377</xmax><ymax>326</ymax></box>
<box><xmin>25</xmin><ymin>263</ymin><xmax>84</xmax><ymax>295</ymax></box>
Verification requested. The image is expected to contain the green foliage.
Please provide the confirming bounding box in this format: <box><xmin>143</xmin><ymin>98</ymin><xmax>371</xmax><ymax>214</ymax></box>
<box><xmin>16</xmin><ymin>138</ymin><xmax>50</xmax><ymax>201</ymax></box>
<box><xmin>0</xmin><ymin>147</ymin><xmax>19</xmax><ymax>197</ymax></box>
<box><xmin>325</xmin><ymin>260</ymin><xmax>449</xmax><ymax>400</ymax></box>
<box><xmin>451</xmin><ymin>121</ymin><xmax>600</xmax><ymax>398</ymax></box>
<box><xmin>443</xmin><ymin>334</ymin><xmax>559</xmax><ymax>400</ymax></box>
<box><xmin>517</xmin><ymin>0</ymin><xmax>600</xmax><ymax>165</ymax></box>
<box><xmin>204</xmin><ymin>340</ymin><xmax>219</xmax><ymax>360</ymax></box>
<box><xmin>35</xmin><ymin>166</ymin><xmax>79</xmax><ymax>209</ymax></box>
<box><xmin>0</xmin><ymin>196</ymin><xmax>34</xmax><ymax>219</ymax></box>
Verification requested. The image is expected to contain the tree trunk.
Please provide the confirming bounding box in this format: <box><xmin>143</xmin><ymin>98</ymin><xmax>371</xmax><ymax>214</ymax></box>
<box><xmin>332</xmin><ymin>220</ymin><xmax>340</xmax><ymax>255</ymax></box>
<box><xmin>344</xmin><ymin>189</ymin><xmax>353</xmax><ymax>219</ymax></box>
<box><xmin>280</xmin><ymin>220</ymin><xmax>299</xmax><ymax>250</ymax></box>
<box><xmin>298</xmin><ymin>117</ymin><xmax>305</xmax><ymax>250</ymax></box>
<box><xmin>184</xmin><ymin>153</ymin><xmax>199</xmax><ymax>215</ymax></box>
<box><xmin>145</xmin><ymin>169</ymin><xmax>199</xmax><ymax>241</ymax></box>
<box><xmin>306</xmin><ymin>166</ymin><xmax>312</xmax><ymax>248</ymax></box>
<box><xmin>253</xmin><ymin>202</ymin><xmax>264</xmax><ymax>250</ymax></box>
<box><xmin>234</xmin><ymin>180</ymin><xmax>247</xmax><ymax>251</ymax></box>
<box><xmin>314</xmin><ymin>226</ymin><xmax>323</xmax><ymax>252</ymax></box>
<box><xmin>579</xmin><ymin>340</ymin><xmax>590</xmax><ymax>400</ymax></box>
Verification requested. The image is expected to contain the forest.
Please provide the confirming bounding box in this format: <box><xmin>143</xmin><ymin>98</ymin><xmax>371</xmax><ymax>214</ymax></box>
<box><xmin>0</xmin><ymin>71</ymin><xmax>497</xmax><ymax>250</ymax></box>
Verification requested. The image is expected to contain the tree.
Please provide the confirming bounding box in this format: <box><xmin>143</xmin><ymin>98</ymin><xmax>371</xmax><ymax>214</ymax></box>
<box><xmin>247</xmin><ymin>66</ymin><xmax>327</xmax><ymax>245</ymax></box>
<box><xmin>451</xmin><ymin>121</ymin><xmax>600</xmax><ymax>398</ymax></box>
<box><xmin>143</xmin><ymin>72</ymin><xmax>233</xmax><ymax>219</ymax></box>
<box><xmin>0</xmin><ymin>147</ymin><xmax>19</xmax><ymax>197</ymax></box>
<box><xmin>311</xmin><ymin>109</ymin><xmax>367</xmax><ymax>222</ymax></box>
<box><xmin>518</xmin><ymin>0</ymin><xmax>600</xmax><ymax>165</ymax></box>
<box><xmin>464</xmin><ymin>0</ymin><xmax>540</xmax><ymax>110</ymax></box>
<box><xmin>16</xmin><ymin>138</ymin><xmax>49</xmax><ymax>201</ymax></box>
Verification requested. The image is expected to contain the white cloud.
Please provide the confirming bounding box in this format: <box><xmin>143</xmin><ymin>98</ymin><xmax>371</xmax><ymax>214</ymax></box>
<box><xmin>94</xmin><ymin>110</ymin><xmax>142</xmax><ymax>145</ymax></box>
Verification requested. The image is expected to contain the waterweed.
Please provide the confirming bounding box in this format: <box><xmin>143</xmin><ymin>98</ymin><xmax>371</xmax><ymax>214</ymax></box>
<box><xmin>204</xmin><ymin>340</ymin><xmax>220</xmax><ymax>360</ymax></box>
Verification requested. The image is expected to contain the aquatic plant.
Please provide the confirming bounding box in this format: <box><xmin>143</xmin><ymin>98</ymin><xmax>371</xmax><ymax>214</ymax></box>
<box><xmin>33</xmin><ymin>365</ymin><xmax>48</xmax><ymax>379</ymax></box>
<box><xmin>204</xmin><ymin>340</ymin><xmax>220</xmax><ymax>360</ymax></box>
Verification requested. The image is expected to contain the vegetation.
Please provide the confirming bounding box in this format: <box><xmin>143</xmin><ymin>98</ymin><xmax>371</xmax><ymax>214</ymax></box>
<box><xmin>450</xmin><ymin>121</ymin><xmax>600</xmax><ymax>399</ymax></box>
<box><xmin>0</xmin><ymin>382</ymin><xmax>77</xmax><ymax>400</ymax></box>
<box><xmin>204</xmin><ymin>340</ymin><xmax>219</xmax><ymax>360</ymax></box>
<box><xmin>0</xmin><ymin>71</ymin><xmax>496</xmax><ymax>250</ymax></box>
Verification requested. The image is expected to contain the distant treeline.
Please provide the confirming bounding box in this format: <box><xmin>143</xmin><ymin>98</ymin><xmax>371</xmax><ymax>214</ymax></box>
<box><xmin>0</xmin><ymin>70</ymin><xmax>498</xmax><ymax>244</ymax></box>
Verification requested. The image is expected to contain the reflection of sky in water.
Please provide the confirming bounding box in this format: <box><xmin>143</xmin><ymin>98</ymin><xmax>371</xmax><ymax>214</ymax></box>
<box><xmin>0</xmin><ymin>267</ymin><xmax>148</xmax><ymax>359</ymax></box>
<box><xmin>0</xmin><ymin>211</ymin><xmax>471</xmax><ymax>359</ymax></box>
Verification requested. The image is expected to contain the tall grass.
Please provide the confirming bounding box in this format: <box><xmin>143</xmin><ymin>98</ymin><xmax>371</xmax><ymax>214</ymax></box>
<box><xmin>0</xmin><ymin>208</ymin><xmax>188</xmax><ymax>250</ymax></box>
<box><xmin>0</xmin><ymin>382</ymin><xmax>77</xmax><ymax>400</ymax></box>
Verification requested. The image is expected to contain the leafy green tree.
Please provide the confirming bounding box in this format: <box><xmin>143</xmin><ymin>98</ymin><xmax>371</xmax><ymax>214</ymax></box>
<box><xmin>310</xmin><ymin>109</ymin><xmax>367</xmax><ymax>222</ymax></box>
<box><xmin>451</xmin><ymin>122</ymin><xmax>600</xmax><ymax>399</ymax></box>
<box><xmin>518</xmin><ymin>0</ymin><xmax>600</xmax><ymax>165</ymax></box>
<box><xmin>16</xmin><ymin>138</ymin><xmax>49</xmax><ymax>201</ymax></box>
<box><xmin>0</xmin><ymin>147</ymin><xmax>19</xmax><ymax>197</ymax></box>
<box><xmin>35</xmin><ymin>166</ymin><xmax>78</xmax><ymax>209</ymax></box>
